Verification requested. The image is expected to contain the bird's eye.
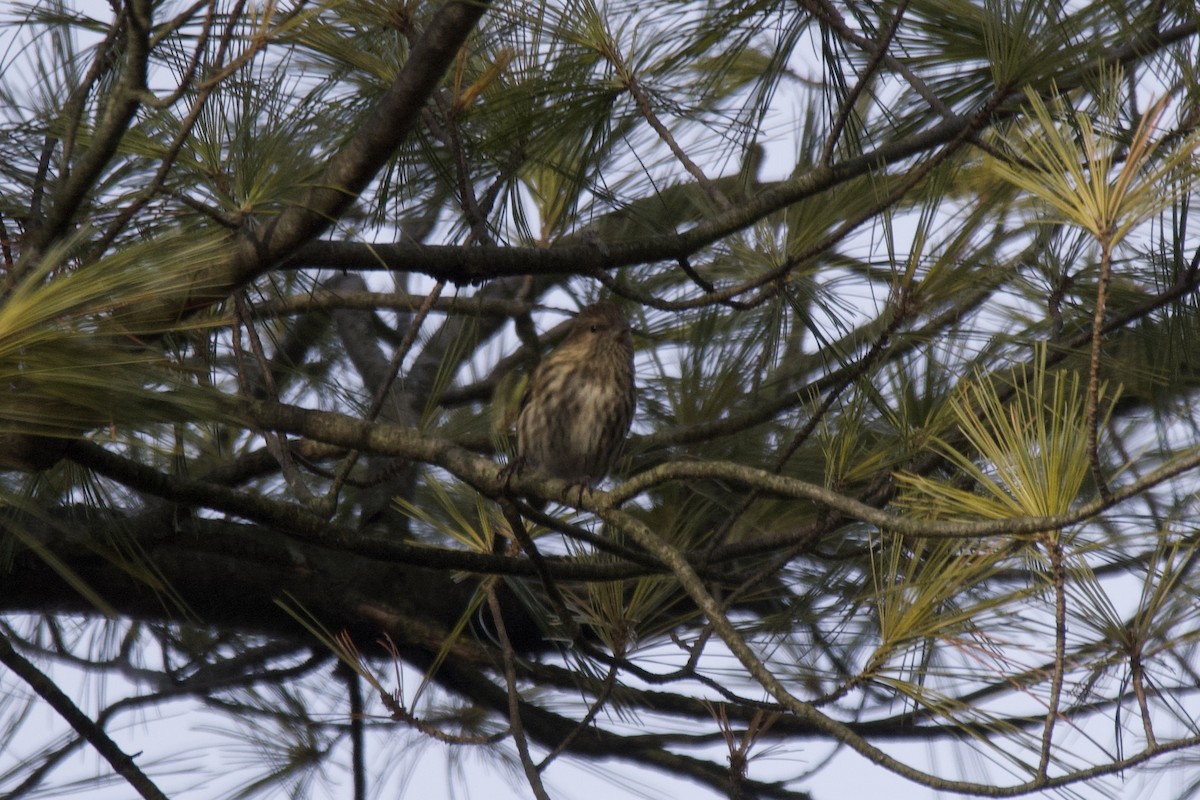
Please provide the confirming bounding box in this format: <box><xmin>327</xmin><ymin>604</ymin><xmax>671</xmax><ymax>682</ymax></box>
<box><xmin>590</xmin><ymin>324</ymin><xmax>601</xmax><ymax>332</ymax></box>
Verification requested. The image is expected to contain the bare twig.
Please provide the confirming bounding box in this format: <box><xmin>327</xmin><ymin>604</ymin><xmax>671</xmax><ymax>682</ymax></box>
<box><xmin>0</xmin><ymin>634</ymin><xmax>169</xmax><ymax>800</ymax></box>
<box><xmin>486</xmin><ymin>585</ymin><xmax>554</xmax><ymax>800</ymax></box>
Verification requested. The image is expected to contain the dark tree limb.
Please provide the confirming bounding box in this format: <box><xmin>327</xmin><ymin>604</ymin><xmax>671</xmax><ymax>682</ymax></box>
<box><xmin>0</xmin><ymin>632</ymin><xmax>169</xmax><ymax>800</ymax></box>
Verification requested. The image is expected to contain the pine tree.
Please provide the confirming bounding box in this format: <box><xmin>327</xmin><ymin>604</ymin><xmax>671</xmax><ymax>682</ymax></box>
<box><xmin>1</xmin><ymin>1</ymin><xmax>1199</xmax><ymax>797</ymax></box>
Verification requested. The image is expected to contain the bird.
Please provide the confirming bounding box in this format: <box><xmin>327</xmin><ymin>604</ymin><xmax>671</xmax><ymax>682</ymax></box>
<box><xmin>508</xmin><ymin>301</ymin><xmax>636</xmax><ymax>506</ymax></box>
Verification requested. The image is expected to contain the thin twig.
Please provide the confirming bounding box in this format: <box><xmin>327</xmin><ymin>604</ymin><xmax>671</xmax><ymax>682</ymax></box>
<box><xmin>234</xmin><ymin>294</ymin><xmax>317</xmax><ymax>503</ymax></box>
<box><xmin>819</xmin><ymin>0</ymin><xmax>913</xmax><ymax>165</ymax></box>
<box><xmin>499</xmin><ymin>501</ymin><xmax>580</xmax><ymax>641</ymax></box>
<box><xmin>1037</xmin><ymin>532</ymin><xmax>1068</xmax><ymax>778</ymax></box>
<box><xmin>603</xmin><ymin>39</ymin><xmax>730</xmax><ymax>211</ymax></box>
<box><xmin>0</xmin><ymin>634</ymin><xmax>169</xmax><ymax>800</ymax></box>
<box><xmin>537</xmin><ymin>658</ymin><xmax>620</xmax><ymax>771</ymax></box>
<box><xmin>801</xmin><ymin>0</ymin><xmax>954</xmax><ymax>121</ymax></box>
<box><xmin>486</xmin><ymin>585</ymin><xmax>554</xmax><ymax>800</ymax></box>
<box><xmin>1086</xmin><ymin>238</ymin><xmax>1114</xmax><ymax>500</ymax></box>
<box><xmin>325</xmin><ymin>281</ymin><xmax>445</xmax><ymax>513</ymax></box>
<box><xmin>1130</xmin><ymin>647</ymin><xmax>1157</xmax><ymax>748</ymax></box>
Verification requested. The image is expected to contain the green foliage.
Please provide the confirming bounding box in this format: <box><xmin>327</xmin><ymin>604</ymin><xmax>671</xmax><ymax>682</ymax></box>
<box><xmin>896</xmin><ymin>349</ymin><xmax>1112</xmax><ymax>520</ymax></box>
<box><xmin>0</xmin><ymin>229</ymin><xmax>227</xmax><ymax>436</ymax></box>
<box><xmin>2</xmin><ymin>1</ymin><xmax>1200</xmax><ymax>799</ymax></box>
<box><xmin>991</xmin><ymin>81</ymin><xmax>1200</xmax><ymax>246</ymax></box>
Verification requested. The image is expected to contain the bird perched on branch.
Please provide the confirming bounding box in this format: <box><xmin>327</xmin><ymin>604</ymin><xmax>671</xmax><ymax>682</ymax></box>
<box><xmin>508</xmin><ymin>301</ymin><xmax>636</xmax><ymax>505</ymax></box>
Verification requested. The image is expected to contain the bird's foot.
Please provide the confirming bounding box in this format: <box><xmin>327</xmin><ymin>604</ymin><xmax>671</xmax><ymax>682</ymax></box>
<box><xmin>499</xmin><ymin>457</ymin><xmax>524</xmax><ymax>495</ymax></box>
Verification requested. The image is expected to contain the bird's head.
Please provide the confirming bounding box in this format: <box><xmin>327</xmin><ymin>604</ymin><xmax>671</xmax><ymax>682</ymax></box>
<box><xmin>567</xmin><ymin>302</ymin><xmax>632</xmax><ymax>351</ymax></box>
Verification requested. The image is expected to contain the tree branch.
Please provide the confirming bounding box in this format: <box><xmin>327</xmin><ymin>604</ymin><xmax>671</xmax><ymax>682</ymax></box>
<box><xmin>0</xmin><ymin>633</ymin><xmax>168</xmax><ymax>800</ymax></box>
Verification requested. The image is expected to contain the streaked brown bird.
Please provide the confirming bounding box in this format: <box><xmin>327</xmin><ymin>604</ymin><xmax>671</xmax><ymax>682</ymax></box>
<box><xmin>510</xmin><ymin>301</ymin><xmax>636</xmax><ymax>503</ymax></box>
